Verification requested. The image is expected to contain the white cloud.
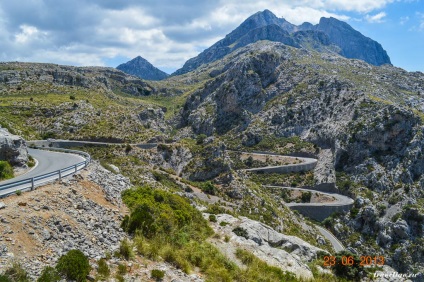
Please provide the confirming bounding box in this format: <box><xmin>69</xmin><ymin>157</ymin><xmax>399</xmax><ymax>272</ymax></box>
<box><xmin>15</xmin><ymin>25</ymin><xmax>48</xmax><ymax>44</ymax></box>
<box><xmin>365</xmin><ymin>12</ymin><xmax>387</xmax><ymax>23</ymax></box>
<box><xmin>0</xmin><ymin>0</ymin><xmax>406</xmax><ymax>71</ymax></box>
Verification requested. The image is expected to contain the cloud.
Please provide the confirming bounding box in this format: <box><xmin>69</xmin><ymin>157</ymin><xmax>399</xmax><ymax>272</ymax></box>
<box><xmin>0</xmin><ymin>0</ymin><xmax>404</xmax><ymax>71</ymax></box>
<box><xmin>365</xmin><ymin>12</ymin><xmax>387</xmax><ymax>23</ymax></box>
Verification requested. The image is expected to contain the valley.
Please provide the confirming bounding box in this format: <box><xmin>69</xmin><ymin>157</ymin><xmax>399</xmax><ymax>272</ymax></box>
<box><xmin>0</xmin><ymin>9</ymin><xmax>423</xmax><ymax>282</ymax></box>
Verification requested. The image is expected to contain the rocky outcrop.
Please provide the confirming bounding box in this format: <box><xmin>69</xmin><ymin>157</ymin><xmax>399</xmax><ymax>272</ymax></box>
<box><xmin>0</xmin><ymin>62</ymin><xmax>156</xmax><ymax>97</ymax></box>
<box><xmin>206</xmin><ymin>213</ymin><xmax>328</xmax><ymax>280</ymax></box>
<box><xmin>0</xmin><ymin>127</ymin><xmax>28</xmax><ymax>166</ymax></box>
<box><xmin>117</xmin><ymin>56</ymin><xmax>169</xmax><ymax>81</ymax></box>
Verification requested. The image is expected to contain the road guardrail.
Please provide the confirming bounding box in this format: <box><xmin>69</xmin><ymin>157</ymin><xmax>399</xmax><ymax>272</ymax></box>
<box><xmin>0</xmin><ymin>147</ymin><xmax>90</xmax><ymax>197</ymax></box>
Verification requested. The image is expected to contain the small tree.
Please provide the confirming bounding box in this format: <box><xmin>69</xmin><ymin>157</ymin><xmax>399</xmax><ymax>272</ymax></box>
<box><xmin>56</xmin><ymin>250</ymin><xmax>91</xmax><ymax>282</ymax></box>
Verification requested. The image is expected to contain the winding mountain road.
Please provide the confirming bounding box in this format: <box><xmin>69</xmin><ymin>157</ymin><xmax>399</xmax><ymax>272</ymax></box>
<box><xmin>0</xmin><ymin>148</ymin><xmax>87</xmax><ymax>197</ymax></box>
<box><xmin>237</xmin><ymin>151</ymin><xmax>354</xmax><ymax>252</ymax></box>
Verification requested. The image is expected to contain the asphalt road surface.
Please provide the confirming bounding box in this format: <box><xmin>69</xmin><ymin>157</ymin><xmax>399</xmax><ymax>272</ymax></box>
<box><xmin>0</xmin><ymin>148</ymin><xmax>85</xmax><ymax>190</ymax></box>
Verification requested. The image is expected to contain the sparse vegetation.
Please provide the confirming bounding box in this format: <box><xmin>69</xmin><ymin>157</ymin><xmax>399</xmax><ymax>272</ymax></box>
<box><xmin>0</xmin><ymin>161</ymin><xmax>14</xmax><ymax>180</ymax></box>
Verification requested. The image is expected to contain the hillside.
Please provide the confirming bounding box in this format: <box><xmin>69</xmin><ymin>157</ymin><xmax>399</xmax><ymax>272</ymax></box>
<box><xmin>0</xmin><ymin>12</ymin><xmax>423</xmax><ymax>282</ymax></box>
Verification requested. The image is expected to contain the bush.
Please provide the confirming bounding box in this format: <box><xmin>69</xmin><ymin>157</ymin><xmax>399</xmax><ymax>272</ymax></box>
<box><xmin>196</xmin><ymin>134</ymin><xmax>207</xmax><ymax>145</ymax></box>
<box><xmin>232</xmin><ymin>227</ymin><xmax>249</xmax><ymax>239</ymax></box>
<box><xmin>0</xmin><ymin>275</ymin><xmax>12</xmax><ymax>282</ymax></box>
<box><xmin>97</xmin><ymin>258</ymin><xmax>110</xmax><ymax>278</ymax></box>
<box><xmin>300</xmin><ymin>191</ymin><xmax>312</xmax><ymax>203</ymax></box>
<box><xmin>119</xmin><ymin>239</ymin><xmax>133</xmax><ymax>260</ymax></box>
<box><xmin>117</xmin><ymin>263</ymin><xmax>127</xmax><ymax>275</ymax></box>
<box><xmin>28</xmin><ymin>156</ymin><xmax>36</xmax><ymax>168</ymax></box>
<box><xmin>332</xmin><ymin>250</ymin><xmax>364</xmax><ymax>280</ymax></box>
<box><xmin>70</xmin><ymin>95</ymin><xmax>76</xmax><ymax>100</ymax></box>
<box><xmin>121</xmin><ymin>186</ymin><xmax>212</xmax><ymax>239</ymax></box>
<box><xmin>0</xmin><ymin>161</ymin><xmax>14</xmax><ymax>180</ymax></box>
<box><xmin>209</xmin><ymin>214</ymin><xmax>217</xmax><ymax>222</ymax></box>
<box><xmin>200</xmin><ymin>181</ymin><xmax>217</xmax><ymax>195</ymax></box>
<box><xmin>3</xmin><ymin>262</ymin><xmax>29</xmax><ymax>282</ymax></box>
<box><xmin>56</xmin><ymin>249</ymin><xmax>91</xmax><ymax>282</ymax></box>
<box><xmin>151</xmin><ymin>269</ymin><xmax>165</xmax><ymax>280</ymax></box>
<box><xmin>37</xmin><ymin>266</ymin><xmax>60</xmax><ymax>282</ymax></box>
<box><xmin>125</xmin><ymin>144</ymin><xmax>132</xmax><ymax>153</ymax></box>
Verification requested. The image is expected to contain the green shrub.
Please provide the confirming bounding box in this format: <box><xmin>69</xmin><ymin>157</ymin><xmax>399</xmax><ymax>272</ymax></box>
<box><xmin>56</xmin><ymin>249</ymin><xmax>91</xmax><ymax>282</ymax></box>
<box><xmin>117</xmin><ymin>263</ymin><xmax>127</xmax><ymax>275</ymax></box>
<box><xmin>125</xmin><ymin>144</ymin><xmax>132</xmax><ymax>153</ymax></box>
<box><xmin>300</xmin><ymin>191</ymin><xmax>312</xmax><ymax>203</ymax></box>
<box><xmin>232</xmin><ymin>227</ymin><xmax>249</xmax><ymax>239</ymax></box>
<box><xmin>15</xmin><ymin>190</ymin><xmax>22</xmax><ymax>196</ymax></box>
<box><xmin>97</xmin><ymin>258</ymin><xmax>110</xmax><ymax>278</ymax></box>
<box><xmin>28</xmin><ymin>156</ymin><xmax>36</xmax><ymax>168</ymax></box>
<box><xmin>331</xmin><ymin>250</ymin><xmax>364</xmax><ymax>280</ymax></box>
<box><xmin>200</xmin><ymin>181</ymin><xmax>217</xmax><ymax>195</ymax></box>
<box><xmin>3</xmin><ymin>262</ymin><xmax>29</xmax><ymax>282</ymax></box>
<box><xmin>209</xmin><ymin>214</ymin><xmax>217</xmax><ymax>222</ymax></box>
<box><xmin>151</xmin><ymin>269</ymin><xmax>165</xmax><ymax>280</ymax></box>
<box><xmin>0</xmin><ymin>161</ymin><xmax>14</xmax><ymax>180</ymax></box>
<box><xmin>37</xmin><ymin>266</ymin><xmax>60</xmax><ymax>282</ymax></box>
<box><xmin>121</xmin><ymin>186</ymin><xmax>212</xmax><ymax>239</ymax></box>
<box><xmin>70</xmin><ymin>95</ymin><xmax>76</xmax><ymax>100</ymax></box>
<box><xmin>0</xmin><ymin>275</ymin><xmax>12</xmax><ymax>282</ymax></box>
<box><xmin>196</xmin><ymin>134</ymin><xmax>207</xmax><ymax>145</ymax></box>
<box><xmin>119</xmin><ymin>238</ymin><xmax>133</xmax><ymax>260</ymax></box>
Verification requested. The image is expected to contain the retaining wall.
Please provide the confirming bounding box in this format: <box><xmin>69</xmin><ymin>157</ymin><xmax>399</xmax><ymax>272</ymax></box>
<box><xmin>289</xmin><ymin>203</ymin><xmax>354</xmax><ymax>222</ymax></box>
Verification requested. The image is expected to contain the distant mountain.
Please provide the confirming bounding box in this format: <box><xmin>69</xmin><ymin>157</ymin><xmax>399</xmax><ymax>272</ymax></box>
<box><xmin>117</xmin><ymin>56</ymin><xmax>169</xmax><ymax>81</ymax></box>
<box><xmin>173</xmin><ymin>10</ymin><xmax>391</xmax><ymax>75</ymax></box>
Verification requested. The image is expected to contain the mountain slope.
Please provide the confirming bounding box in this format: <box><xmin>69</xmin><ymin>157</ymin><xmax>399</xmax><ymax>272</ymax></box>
<box><xmin>117</xmin><ymin>56</ymin><xmax>169</xmax><ymax>81</ymax></box>
<box><xmin>174</xmin><ymin>41</ymin><xmax>424</xmax><ymax>276</ymax></box>
<box><xmin>173</xmin><ymin>10</ymin><xmax>391</xmax><ymax>75</ymax></box>
<box><xmin>311</xmin><ymin>17</ymin><xmax>391</xmax><ymax>66</ymax></box>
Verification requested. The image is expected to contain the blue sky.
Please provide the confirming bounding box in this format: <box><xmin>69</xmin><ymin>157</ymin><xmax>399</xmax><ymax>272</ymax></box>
<box><xmin>0</xmin><ymin>0</ymin><xmax>422</xmax><ymax>73</ymax></box>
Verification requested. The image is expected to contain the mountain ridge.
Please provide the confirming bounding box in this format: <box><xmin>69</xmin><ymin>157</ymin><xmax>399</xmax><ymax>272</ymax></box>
<box><xmin>173</xmin><ymin>10</ymin><xmax>391</xmax><ymax>75</ymax></box>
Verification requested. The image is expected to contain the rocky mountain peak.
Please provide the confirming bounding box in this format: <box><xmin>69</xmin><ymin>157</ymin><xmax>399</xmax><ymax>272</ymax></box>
<box><xmin>173</xmin><ymin>10</ymin><xmax>391</xmax><ymax>75</ymax></box>
<box><xmin>117</xmin><ymin>56</ymin><xmax>169</xmax><ymax>81</ymax></box>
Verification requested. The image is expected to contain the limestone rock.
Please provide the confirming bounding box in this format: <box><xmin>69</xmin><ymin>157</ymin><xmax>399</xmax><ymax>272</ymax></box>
<box><xmin>0</xmin><ymin>127</ymin><xmax>28</xmax><ymax>166</ymax></box>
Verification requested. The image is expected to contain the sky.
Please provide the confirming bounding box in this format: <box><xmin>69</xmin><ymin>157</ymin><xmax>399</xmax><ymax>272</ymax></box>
<box><xmin>0</xmin><ymin>0</ymin><xmax>423</xmax><ymax>73</ymax></box>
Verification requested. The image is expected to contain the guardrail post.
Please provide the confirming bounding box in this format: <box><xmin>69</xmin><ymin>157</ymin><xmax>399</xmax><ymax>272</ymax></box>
<box><xmin>31</xmin><ymin>178</ymin><xmax>35</xmax><ymax>191</ymax></box>
<box><xmin>59</xmin><ymin>170</ymin><xmax>62</xmax><ymax>180</ymax></box>
<box><xmin>75</xmin><ymin>164</ymin><xmax>78</xmax><ymax>172</ymax></box>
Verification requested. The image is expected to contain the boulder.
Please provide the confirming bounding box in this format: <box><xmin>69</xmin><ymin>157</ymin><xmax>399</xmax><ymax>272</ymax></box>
<box><xmin>0</xmin><ymin>127</ymin><xmax>28</xmax><ymax>166</ymax></box>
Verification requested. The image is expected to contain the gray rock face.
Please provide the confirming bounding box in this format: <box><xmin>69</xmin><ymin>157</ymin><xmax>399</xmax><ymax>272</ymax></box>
<box><xmin>206</xmin><ymin>213</ymin><xmax>328</xmax><ymax>279</ymax></box>
<box><xmin>173</xmin><ymin>10</ymin><xmax>390</xmax><ymax>75</ymax></box>
<box><xmin>0</xmin><ymin>127</ymin><xmax>28</xmax><ymax>166</ymax></box>
<box><xmin>117</xmin><ymin>56</ymin><xmax>169</xmax><ymax>81</ymax></box>
<box><xmin>312</xmin><ymin>17</ymin><xmax>391</xmax><ymax>66</ymax></box>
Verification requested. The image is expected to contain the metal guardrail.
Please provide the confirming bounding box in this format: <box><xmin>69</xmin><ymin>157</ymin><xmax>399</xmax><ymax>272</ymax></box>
<box><xmin>0</xmin><ymin>147</ymin><xmax>91</xmax><ymax>197</ymax></box>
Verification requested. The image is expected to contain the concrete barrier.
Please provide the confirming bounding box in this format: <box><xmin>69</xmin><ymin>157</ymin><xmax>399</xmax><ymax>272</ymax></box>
<box><xmin>289</xmin><ymin>203</ymin><xmax>354</xmax><ymax>222</ymax></box>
